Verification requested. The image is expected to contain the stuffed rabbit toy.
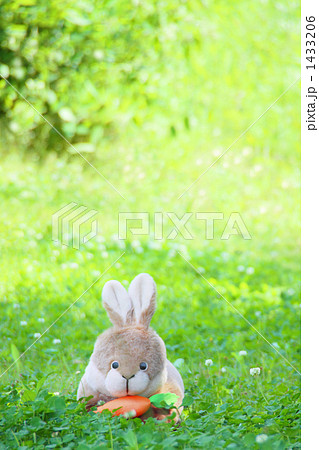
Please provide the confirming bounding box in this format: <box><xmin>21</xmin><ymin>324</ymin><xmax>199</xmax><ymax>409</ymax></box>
<box><xmin>77</xmin><ymin>273</ymin><xmax>184</xmax><ymax>420</ymax></box>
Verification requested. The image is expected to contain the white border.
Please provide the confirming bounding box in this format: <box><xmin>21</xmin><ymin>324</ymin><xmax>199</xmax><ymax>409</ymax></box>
<box><xmin>301</xmin><ymin>0</ymin><xmax>319</xmax><ymax>447</ymax></box>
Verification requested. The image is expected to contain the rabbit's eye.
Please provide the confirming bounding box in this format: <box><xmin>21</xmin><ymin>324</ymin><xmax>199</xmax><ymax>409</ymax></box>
<box><xmin>139</xmin><ymin>362</ymin><xmax>148</xmax><ymax>371</ymax></box>
<box><xmin>111</xmin><ymin>361</ymin><xmax>119</xmax><ymax>369</ymax></box>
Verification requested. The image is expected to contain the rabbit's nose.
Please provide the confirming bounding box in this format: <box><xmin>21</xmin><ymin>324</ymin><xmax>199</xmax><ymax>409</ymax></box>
<box><xmin>122</xmin><ymin>374</ymin><xmax>135</xmax><ymax>380</ymax></box>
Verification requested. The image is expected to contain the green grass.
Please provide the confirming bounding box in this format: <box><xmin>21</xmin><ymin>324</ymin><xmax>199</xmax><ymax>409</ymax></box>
<box><xmin>0</xmin><ymin>151</ymin><xmax>300</xmax><ymax>448</ymax></box>
<box><xmin>0</xmin><ymin>0</ymin><xmax>300</xmax><ymax>447</ymax></box>
<box><xmin>0</xmin><ymin>245</ymin><xmax>301</xmax><ymax>448</ymax></box>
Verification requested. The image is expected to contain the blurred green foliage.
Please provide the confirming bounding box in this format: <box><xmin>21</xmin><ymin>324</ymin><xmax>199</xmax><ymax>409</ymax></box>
<box><xmin>0</xmin><ymin>0</ymin><xmax>300</xmax><ymax>156</ymax></box>
<box><xmin>0</xmin><ymin>0</ymin><xmax>204</xmax><ymax>152</ymax></box>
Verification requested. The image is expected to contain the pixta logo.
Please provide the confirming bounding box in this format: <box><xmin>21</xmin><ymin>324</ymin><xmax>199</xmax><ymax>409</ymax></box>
<box><xmin>118</xmin><ymin>212</ymin><xmax>251</xmax><ymax>241</ymax></box>
<box><xmin>52</xmin><ymin>203</ymin><xmax>98</xmax><ymax>249</ymax></box>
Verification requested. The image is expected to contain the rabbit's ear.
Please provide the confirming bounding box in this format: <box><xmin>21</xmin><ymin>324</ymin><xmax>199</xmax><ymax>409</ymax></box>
<box><xmin>102</xmin><ymin>280</ymin><xmax>134</xmax><ymax>327</ymax></box>
<box><xmin>128</xmin><ymin>273</ymin><xmax>156</xmax><ymax>328</ymax></box>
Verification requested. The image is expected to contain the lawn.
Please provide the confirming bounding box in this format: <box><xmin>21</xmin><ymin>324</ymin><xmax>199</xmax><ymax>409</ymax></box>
<box><xmin>0</xmin><ymin>144</ymin><xmax>301</xmax><ymax>449</ymax></box>
<box><xmin>0</xmin><ymin>0</ymin><xmax>300</xmax><ymax>448</ymax></box>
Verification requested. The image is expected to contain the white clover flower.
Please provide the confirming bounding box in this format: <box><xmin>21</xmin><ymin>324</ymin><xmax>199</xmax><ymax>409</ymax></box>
<box><xmin>117</xmin><ymin>240</ymin><xmax>126</xmax><ymax>249</ymax></box>
<box><xmin>86</xmin><ymin>252</ymin><xmax>94</xmax><ymax>260</ymax></box>
<box><xmin>20</xmin><ymin>321</ymin><xmax>27</xmax><ymax>326</ymax></box>
<box><xmin>101</xmin><ymin>251</ymin><xmax>108</xmax><ymax>258</ymax></box>
<box><xmin>69</xmin><ymin>262</ymin><xmax>79</xmax><ymax>269</ymax></box>
<box><xmin>13</xmin><ymin>303</ymin><xmax>20</xmax><ymax>309</ymax></box>
<box><xmin>148</xmin><ymin>241</ymin><xmax>162</xmax><ymax>250</ymax></box>
<box><xmin>250</xmin><ymin>367</ymin><xmax>261</xmax><ymax>376</ymax></box>
<box><xmin>131</xmin><ymin>240</ymin><xmax>141</xmax><ymax>248</ymax></box>
<box><xmin>239</xmin><ymin>350</ymin><xmax>247</xmax><ymax>356</ymax></box>
<box><xmin>173</xmin><ymin>358</ymin><xmax>184</xmax><ymax>369</ymax></box>
<box><xmin>255</xmin><ymin>311</ymin><xmax>261</xmax><ymax>317</ymax></box>
<box><xmin>237</xmin><ymin>265</ymin><xmax>245</xmax><ymax>272</ymax></box>
<box><xmin>75</xmin><ymin>370</ymin><xmax>81</xmax><ymax>375</ymax></box>
<box><xmin>34</xmin><ymin>333</ymin><xmax>41</xmax><ymax>338</ymax></box>
<box><xmin>38</xmin><ymin>318</ymin><xmax>45</xmax><ymax>323</ymax></box>
<box><xmin>20</xmin><ymin>191</ymin><xmax>32</xmax><ymax>199</ymax></box>
<box><xmin>256</xmin><ymin>434</ymin><xmax>268</xmax><ymax>443</ymax></box>
<box><xmin>168</xmin><ymin>249</ymin><xmax>177</xmax><ymax>258</ymax></box>
<box><xmin>53</xmin><ymin>392</ymin><xmax>60</xmax><ymax>396</ymax></box>
<box><xmin>123</xmin><ymin>409</ymin><xmax>136</xmax><ymax>419</ymax></box>
<box><xmin>221</xmin><ymin>367</ymin><xmax>226</xmax><ymax>373</ymax></box>
<box><xmin>205</xmin><ymin>359</ymin><xmax>213</xmax><ymax>367</ymax></box>
<box><xmin>246</xmin><ymin>267</ymin><xmax>255</xmax><ymax>275</ymax></box>
<box><xmin>53</xmin><ymin>339</ymin><xmax>61</xmax><ymax>344</ymax></box>
<box><xmin>92</xmin><ymin>270</ymin><xmax>101</xmax><ymax>277</ymax></box>
<box><xmin>93</xmin><ymin>49</ymin><xmax>104</xmax><ymax>60</ymax></box>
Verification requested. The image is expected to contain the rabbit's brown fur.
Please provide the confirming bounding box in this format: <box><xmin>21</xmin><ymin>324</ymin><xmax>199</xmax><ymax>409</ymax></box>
<box><xmin>77</xmin><ymin>273</ymin><xmax>184</xmax><ymax>420</ymax></box>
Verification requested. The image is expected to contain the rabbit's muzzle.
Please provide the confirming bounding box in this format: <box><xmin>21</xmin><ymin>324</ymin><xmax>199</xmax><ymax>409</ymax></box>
<box><xmin>105</xmin><ymin>368</ymin><xmax>149</xmax><ymax>397</ymax></box>
<box><xmin>122</xmin><ymin>374</ymin><xmax>136</xmax><ymax>394</ymax></box>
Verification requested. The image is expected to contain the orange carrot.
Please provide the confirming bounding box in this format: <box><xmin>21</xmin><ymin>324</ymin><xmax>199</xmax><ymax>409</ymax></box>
<box><xmin>94</xmin><ymin>396</ymin><xmax>151</xmax><ymax>417</ymax></box>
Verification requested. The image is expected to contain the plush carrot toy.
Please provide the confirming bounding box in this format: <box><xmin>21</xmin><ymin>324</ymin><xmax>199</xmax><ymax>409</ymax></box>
<box><xmin>94</xmin><ymin>395</ymin><xmax>151</xmax><ymax>417</ymax></box>
<box><xmin>93</xmin><ymin>393</ymin><xmax>179</xmax><ymax>421</ymax></box>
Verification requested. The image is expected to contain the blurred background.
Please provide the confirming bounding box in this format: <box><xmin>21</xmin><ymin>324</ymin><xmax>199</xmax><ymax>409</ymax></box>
<box><xmin>0</xmin><ymin>0</ymin><xmax>300</xmax><ymax>417</ymax></box>
<box><xmin>0</xmin><ymin>0</ymin><xmax>300</xmax><ymax>254</ymax></box>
